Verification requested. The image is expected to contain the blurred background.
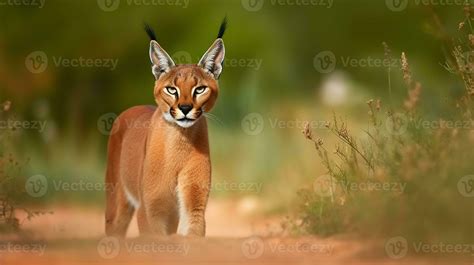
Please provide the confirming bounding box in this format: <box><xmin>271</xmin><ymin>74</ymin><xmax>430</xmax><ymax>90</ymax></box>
<box><xmin>0</xmin><ymin>0</ymin><xmax>472</xmax><ymax>250</ymax></box>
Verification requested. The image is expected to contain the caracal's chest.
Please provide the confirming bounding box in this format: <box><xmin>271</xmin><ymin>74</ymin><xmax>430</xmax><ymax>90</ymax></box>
<box><xmin>140</xmin><ymin>116</ymin><xmax>207</xmax><ymax>188</ymax></box>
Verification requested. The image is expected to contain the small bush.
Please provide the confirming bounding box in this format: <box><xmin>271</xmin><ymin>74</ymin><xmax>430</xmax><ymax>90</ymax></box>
<box><xmin>294</xmin><ymin>10</ymin><xmax>474</xmax><ymax>244</ymax></box>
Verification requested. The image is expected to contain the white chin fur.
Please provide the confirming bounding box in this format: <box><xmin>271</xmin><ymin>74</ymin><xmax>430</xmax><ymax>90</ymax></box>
<box><xmin>163</xmin><ymin>112</ymin><xmax>197</xmax><ymax>128</ymax></box>
<box><xmin>175</xmin><ymin>119</ymin><xmax>196</xmax><ymax>128</ymax></box>
<box><xmin>163</xmin><ymin>112</ymin><xmax>174</xmax><ymax>123</ymax></box>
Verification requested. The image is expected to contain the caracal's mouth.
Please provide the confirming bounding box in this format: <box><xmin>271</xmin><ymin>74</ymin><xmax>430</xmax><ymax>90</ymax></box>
<box><xmin>175</xmin><ymin>117</ymin><xmax>197</xmax><ymax>128</ymax></box>
<box><xmin>177</xmin><ymin>117</ymin><xmax>195</xmax><ymax>122</ymax></box>
<box><xmin>163</xmin><ymin>111</ymin><xmax>201</xmax><ymax>128</ymax></box>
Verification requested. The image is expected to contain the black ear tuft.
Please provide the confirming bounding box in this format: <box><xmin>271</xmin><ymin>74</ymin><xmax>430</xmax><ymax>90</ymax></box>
<box><xmin>217</xmin><ymin>16</ymin><xmax>227</xmax><ymax>39</ymax></box>
<box><xmin>144</xmin><ymin>23</ymin><xmax>157</xmax><ymax>41</ymax></box>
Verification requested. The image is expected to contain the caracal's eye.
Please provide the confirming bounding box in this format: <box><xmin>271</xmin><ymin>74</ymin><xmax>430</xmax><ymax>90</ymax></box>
<box><xmin>194</xmin><ymin>86</ymin><xmax>207</xmax><ymax>95</ymax></box>
<box><xmin>165</xmin><ymin>86</ymin><xmax>178</xmax><ymax>95</ymax></box>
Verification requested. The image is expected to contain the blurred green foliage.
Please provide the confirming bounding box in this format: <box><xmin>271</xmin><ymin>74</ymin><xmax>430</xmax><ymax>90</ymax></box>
<box><xmin>0</xmin><ymin>0</ymin><xmax>468</xmax><ymax>119</ymax></box>
<box><xmin>0</xmin><ymin>0</ymin><xmax>471</xmax><ymax>211</ymax></box>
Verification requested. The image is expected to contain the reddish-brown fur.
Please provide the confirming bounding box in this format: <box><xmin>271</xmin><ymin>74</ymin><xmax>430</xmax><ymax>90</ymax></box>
<box><xmin>105</xmin><ymin>44</ymin><xmax>223</xmax><ymax>237</ymax></box>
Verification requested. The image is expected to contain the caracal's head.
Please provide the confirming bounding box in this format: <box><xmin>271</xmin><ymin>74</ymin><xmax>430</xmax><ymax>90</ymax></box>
<box><xmin>145</xmin><ymin>19</ymin><xmax>226</xmax><ymax>128</ymax></box>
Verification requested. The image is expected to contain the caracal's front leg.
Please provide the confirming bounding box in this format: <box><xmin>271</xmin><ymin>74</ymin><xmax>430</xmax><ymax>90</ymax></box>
<box><xmin>176</xmin><ymin>160</ymin><xmax>211</xmax><ymax>236</ymax></box>
<box><xmin>142</xmin><ymin>181</ymin><xmax>179</xmax><ymax>236</ymax></box>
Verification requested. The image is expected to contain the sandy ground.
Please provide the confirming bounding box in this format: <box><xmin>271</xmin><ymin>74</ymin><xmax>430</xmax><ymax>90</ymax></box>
<box><xmin>0</xmin><ymin>198</ymin><xmax>468</xmax><ymax>265</ymax></box>
<box><xmin>10</xmin><ymin>198</ymin><xmax>281</xmax><ymax>239</ymax></box>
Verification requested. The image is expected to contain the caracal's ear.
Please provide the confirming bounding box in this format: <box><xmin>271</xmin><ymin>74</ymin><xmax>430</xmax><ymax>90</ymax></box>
<box><xmin>198</xmin><ymin>39</ymin><xmax>225</xmax><ymax>79</ymax></box>
<box><xmin>145</xmin><ymin>24</ymin><xmax>175</xmax><ymax>80</ymax></box>
<box><xmin>198</xmin><ymin>17</ymin><xmax>227</xmax><ymax>79</ymax></box>
<box><xmin>149</xmin><ymin>41</ymin><xmax>175</xmax><ymax>79</ymax></box>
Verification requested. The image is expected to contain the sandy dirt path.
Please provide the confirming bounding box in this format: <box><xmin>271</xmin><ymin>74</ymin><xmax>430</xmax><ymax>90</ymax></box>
<box><xmin>0</xmin><ymin>199</ymin><xmax>465</xmax><ymax>265</ymax></box>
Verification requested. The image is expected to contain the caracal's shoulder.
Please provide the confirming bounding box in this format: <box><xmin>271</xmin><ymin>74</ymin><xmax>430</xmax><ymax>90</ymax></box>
<box><xmin>119</xmin><ymin>105</ymin><xmax>156</xmax><ymax>119</ymax></box>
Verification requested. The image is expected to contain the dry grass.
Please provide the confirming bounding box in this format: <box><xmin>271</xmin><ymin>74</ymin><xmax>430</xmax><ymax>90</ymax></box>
<box><xmin>293</xmin><ymin>10</ymin><xmax>474</xmax><ymax>244</ymax></box>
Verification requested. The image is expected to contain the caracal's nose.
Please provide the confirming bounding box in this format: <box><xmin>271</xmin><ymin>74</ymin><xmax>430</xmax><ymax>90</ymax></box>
<box><xmin>178</xmin><ymin>104</ymin><xmax>193</xmax><ymax>115</ymax></box>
